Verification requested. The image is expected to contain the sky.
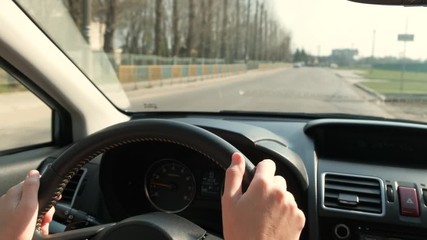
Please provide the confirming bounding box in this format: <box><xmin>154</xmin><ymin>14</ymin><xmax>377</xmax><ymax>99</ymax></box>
<box><xmin>272</xmin><ymin>0</ymin><xmax>427</xmax><ymax>60</ymax></box>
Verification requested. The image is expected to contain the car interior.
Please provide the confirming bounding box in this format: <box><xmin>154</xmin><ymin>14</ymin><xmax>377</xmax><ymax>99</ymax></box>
<box><xmin>1</xmin><ymin>0</ymin><xmax>427</xmax><ymax>239</ymax></box>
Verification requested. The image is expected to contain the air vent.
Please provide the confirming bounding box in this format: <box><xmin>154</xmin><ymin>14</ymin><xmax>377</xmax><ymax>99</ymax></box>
<box><xmin>60</xmin><ymin>168</ymin><xmax>87</xmax><ymax>206</ymax></box>
<box><xmin>324</xmin><ymin>173</ymin><xmax>383</xmax><ymax>214</ymax></box>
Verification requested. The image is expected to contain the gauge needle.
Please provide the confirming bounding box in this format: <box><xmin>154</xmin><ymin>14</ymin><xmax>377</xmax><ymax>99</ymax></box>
<box><xmin>152</xmin><ymin>182</ymin><xmax>175</xmax><ymax>189</ymax></box>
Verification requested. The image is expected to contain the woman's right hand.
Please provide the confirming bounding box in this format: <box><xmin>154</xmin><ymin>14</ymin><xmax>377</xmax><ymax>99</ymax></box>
<box><xmin>221</xmin><ymin>152</ymin><xmax>305</xmax><ymax>240</ymax></box>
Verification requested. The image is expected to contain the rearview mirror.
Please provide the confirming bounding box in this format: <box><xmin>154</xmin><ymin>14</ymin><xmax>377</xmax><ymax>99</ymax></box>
<box><xmin>348</xmin><ymin>0</ymin><xmax>427</xmax><ymax>6</ymax></box>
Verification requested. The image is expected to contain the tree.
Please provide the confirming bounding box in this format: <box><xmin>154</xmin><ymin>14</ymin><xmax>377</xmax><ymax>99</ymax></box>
<box><xmin>244</xmin><ymin>0</ymin><xmax>251</xmax><ymax>60</ymax></box>
<box><xmin>171</xmin><ymin>0</ymin><xmax>179</xmax><ymax>57</ymax></box>
<box><xmin>103</xmin><ymin>0</ymin><xmax>118</xmax><ymax>53</ymax></box>
<box><xmin>293</xmin><ymin>48</ymin><xmax>312</xmax><ymax>63</ymax></box>
<box><xmin>233</xmin><ymin>0</ymin><xmax>241</xmax><ymax>61</ymax></box>
<box><xmin>67</xmin><ymin>0</ymin><xmax>83</xmax><ymax>31</ymax></box>
<box><xmin>117</xmin><ymin>0</ymin><xmax>148</xmax><ymax>54</ymax></box>
<box><xmin>64</xmin><ymin>0</ymin><xmax>294</xmax><ymax>63</ymax></box>
<box><xmin>154</xmin><ymin>0</ymin><xmax>163</xmax><ymax>56</ymax></box>
<box><xmin>187</xmin><ymin>0</ymin><xmax>195</xmax><ymax>57</ymax></box>
<box><xmin>252</xmin><ymin>0</ymin><xmax>259</xmax><ymax>60</ymax></box>
<box><xmin>198</xmin><ymin>0</ymin><xmax>207</xmax><ymax>58</ymax></box>
<box><xmin>220</xmin><ymin>0</ymin><xmax>228</xmax><ymax>59</ymax></box>
<box><xmin>204</xmin><ymin>0</ymin><xmax>214</xmax><ymax>58</ymax></box>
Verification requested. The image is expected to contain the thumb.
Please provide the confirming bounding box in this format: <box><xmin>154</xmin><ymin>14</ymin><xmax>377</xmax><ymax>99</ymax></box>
<box><xmin>223</xmin><ymin>152</ymin><xmax>245</xmax><ymax>201</ymax></box>
<box><xmin>18</xmin><ymin>170</ymin><xmax>40</xmax><ymax>212</ymax></box>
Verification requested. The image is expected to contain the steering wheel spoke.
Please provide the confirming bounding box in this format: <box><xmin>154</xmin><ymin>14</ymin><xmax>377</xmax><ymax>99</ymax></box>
<box><xmin>33</xmin><ymin>224</ymin><xmax>115</xmax><ymax>240</ymax></box>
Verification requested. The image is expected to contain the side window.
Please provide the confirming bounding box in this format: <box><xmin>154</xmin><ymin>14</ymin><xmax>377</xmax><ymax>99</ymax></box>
<box><xmin>0</xmin><ymin>67</ymin><xmax>51</xmax><ymax>151</ymax></box>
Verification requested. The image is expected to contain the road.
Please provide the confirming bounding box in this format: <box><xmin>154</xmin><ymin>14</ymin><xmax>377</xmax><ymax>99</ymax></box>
<box><xmin>0</xmin><ymin>91</ymin><xmax>51</xmax><ymax>150</ymax></box>
<box><xmin>0</xmin><ymin>67</ymin><xmax>394</xmax><ymax>150</ymax></box>
<box><xmin>127</xmin><ymin>67</ymin><xmax>392</xmax><ymax>118</ymax></box>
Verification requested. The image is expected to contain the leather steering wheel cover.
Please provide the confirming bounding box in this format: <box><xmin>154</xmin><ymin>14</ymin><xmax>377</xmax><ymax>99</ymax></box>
<box><xmin>37</xmin><ymin>119</ymin><xmax>255</xmax><ymax>231</ymax></box>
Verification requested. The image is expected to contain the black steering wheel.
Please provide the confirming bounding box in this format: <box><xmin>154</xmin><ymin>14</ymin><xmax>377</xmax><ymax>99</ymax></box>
<box><xmin>33</xmin><ymin>119</ymin><xmax>255</xmax><ymax>240</ymax></box>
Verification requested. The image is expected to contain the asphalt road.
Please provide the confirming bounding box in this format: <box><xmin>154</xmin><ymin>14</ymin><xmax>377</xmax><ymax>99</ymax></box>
<box><xmin>1</xmin><ymin>67</ymin><xmax>394</xmax><ymax>150</ymax></box>
<box><xmin>0</xmin><ymin>91</ymin><xmax>51</xmax><ymax>150</ymax></box>
<box><xmin>127</xmin><ymin>67</ymin><xmax>392</xmax><ymax>118</ymax></box>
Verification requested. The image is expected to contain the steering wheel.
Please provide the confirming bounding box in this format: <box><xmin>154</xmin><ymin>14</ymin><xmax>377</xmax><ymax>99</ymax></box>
<box><xmin>33</xmin><ymin>119</ymin><xmax>255</xmax><ymax>240</ymax></box>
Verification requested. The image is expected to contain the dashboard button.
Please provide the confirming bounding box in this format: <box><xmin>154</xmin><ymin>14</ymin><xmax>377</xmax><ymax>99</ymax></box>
<box><xmin>422</xmin><ymin>189</ymin><xmax>427</xmax><ymax>206</ymax></box>
<box><xmin>386</xmin><ymin>185</ymin><xmax>394</xmax><ymax>202</ymax></box>
<box><xmin>398</xmin><ymin>186</ymin><xmax>419</xmax><ymax>217</ymax></box>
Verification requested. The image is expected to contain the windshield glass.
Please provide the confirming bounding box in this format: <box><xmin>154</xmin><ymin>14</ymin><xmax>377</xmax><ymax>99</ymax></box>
<box><xmin>15</xmin><ymin>0</ymin><xmax>427</xmax><ymax>122</ymax></box>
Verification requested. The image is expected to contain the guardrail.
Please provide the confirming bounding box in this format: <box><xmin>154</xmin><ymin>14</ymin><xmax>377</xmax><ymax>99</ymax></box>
<box><xmin>118</xmin><ymin>63</ymin><xmax>292</xmax><ymax>89</ymax></box>
<box><xmin>1</xmin><ymin>61</ymin><xmax>291</xmax><ymax>91</ymax></box>
<box><xmin>118</xmin><ymin>64</ymin><xmax>247</xmax><ymax>88</ymax></box>
<box><xmin>118</xmin><ymin>54</ymin><xmax>226</xmax><ymax>65</ymax></box>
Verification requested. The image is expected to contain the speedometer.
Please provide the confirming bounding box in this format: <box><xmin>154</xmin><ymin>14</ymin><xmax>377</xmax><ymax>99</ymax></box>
<box><xmin>145</xmin><ymin>159</ymin><xmax>196</xmax><ymax>213</ymax></box>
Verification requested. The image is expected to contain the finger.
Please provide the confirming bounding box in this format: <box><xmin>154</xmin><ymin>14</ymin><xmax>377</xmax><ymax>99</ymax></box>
<box><xmin>274</xmin><ymin>175</ymin><xmax>287</xmax><ymax>190</ymax></box>
<box><xmin>223</xmin><ymin>152</ymin><xmax>245</xmax><ymax>200</ymax></box>
<box><xmin>41</xmin><ymin>206</ymin><xmax>55</xmax><ymax>235</ymax></box>
<box><xmin>18</xmin><ymin>170</ymin><xmax>40</xmax><ymax>212</ymax></box>
<box><xmin>3</xmin><ymin>181</ymin><xmax>24</xmax><ymax>209</ymax></box>
<box><xmin>294</xmin><ymin>208</ymin><xmax>306</xmax><ymax>230</ymax></box>
<box><xmin>284</xmin><ymin>191</ymin><xmax>296</xmax><ymax>206</ymax></box>
<box><xmin>253</xmin><ymin>159</ymin><xmax>276</xmax><ymax>181</ymax></box>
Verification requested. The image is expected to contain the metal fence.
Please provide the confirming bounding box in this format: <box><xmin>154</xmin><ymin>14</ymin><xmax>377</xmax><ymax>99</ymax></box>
<box><xmin>109</xmin><ymin>53</ymin><xmax>226</xmax><ymax>66</ymax></box>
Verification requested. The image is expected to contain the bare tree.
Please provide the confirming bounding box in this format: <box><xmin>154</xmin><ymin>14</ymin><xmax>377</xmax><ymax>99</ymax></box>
<box><xmin>204</xmin><ymin>0</ymin><xmax>214</xmax><ymax>58</ymax></box>
<box><xmin>64</xmin><ymin>0</ymin><xmax>293</xmax><ymax>63</ymax></box>
<box><xmin>117</xmin><ymin>0</ymin><xmax>148</xmax><ymax>54</ymax></box>
<box><xmin>66</xmin><ymin>0</ymin><xmax>83</xmax><ymax>29</ymax></box>
<box><xmin>187</xmin><ymin>0</ymin><xmax>195</xmax><ymax>57</ymax></box>
<box><xmin>103</xmin><ymin>0</ymin><xmax>118</xmax><ymax>53</ymax></box>
<box><xmin>198</xmin><ymin>0</ymin><xmax>207</xmax><ymax>58</ymax></box>
<box><xmin>252</xmin><ymin>0</ymin><xmax>259</xmax><ymax>60</ymax></box>
<box><xmin>244</xmin><ymin>0</ymin><xmax>251</xmax><ymax>60</ymax></box>
<box><xmin>171</xmin><ymin>0</ymin><xmax>179</xmax><ymax>57</ymax></box>
<box><xmin>154</xmin><ymin>0</ymin><xmax>163</xmax><ymax>56</ymax></box>
<box><xmin>233</xmin><ymin>0</ymin><xmax>241</xmax><ymax>61</ymax></box>
<box><xmin>220</xmin><ymin>0</ymin><xmax>228</xmax><ymax>59</ymax></box>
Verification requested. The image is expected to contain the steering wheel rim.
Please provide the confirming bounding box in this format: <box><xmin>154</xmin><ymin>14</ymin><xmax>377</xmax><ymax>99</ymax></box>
<box><xmin>36</xmin><ymin>119</ymin><xmax>255</xmax><ymax>237</ymax></box>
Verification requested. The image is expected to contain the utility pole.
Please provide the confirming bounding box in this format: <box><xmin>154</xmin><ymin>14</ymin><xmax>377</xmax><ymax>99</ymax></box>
<box><xmin>82</xmin><ymin>0</ymin><xmax>91</xmax><ymax>43</ymax></box>
<box><xmin>401</xmin><ymin>19</ymin><xmax>408</xmax><ymax>92</ymax></box>
<box><xmin>370</xmin><ymin>29</ymin><xmax>376</xmax><ymax>73</ymax></box>
<box><xmin>371</xmin><ymin>30</ymin><xmax>376</xmax><ymax>60</ymax></box>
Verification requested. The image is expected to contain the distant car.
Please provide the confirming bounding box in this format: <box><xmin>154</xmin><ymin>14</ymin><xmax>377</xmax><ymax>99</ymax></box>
<box><xmin>294</xmin><ymin>62</ymin><xmax>304</xmax><ymax>68</ymax></box>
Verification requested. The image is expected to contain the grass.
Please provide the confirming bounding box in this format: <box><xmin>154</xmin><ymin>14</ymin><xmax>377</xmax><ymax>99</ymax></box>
<box><xmin>0</xmin><ymin>84</ymin><xmax>26</xmax><ymax>93</ymax></box>
<box><xmin>358</xmin><ymin>69</ymin><xmax>427</xmax><ymax>94</ymax></box>
<box><xmin>0</xmin><ymin>85</ymin><xmax>12</xmax><ymax>93</ymax></box>
<box><xmin>0</xmin><ymin>72</ymin><xmax>27</xmax><ymax>93</ymax></box>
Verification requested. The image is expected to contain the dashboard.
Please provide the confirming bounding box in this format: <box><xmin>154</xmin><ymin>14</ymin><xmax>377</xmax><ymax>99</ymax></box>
<box><xmin>306</xmin><ymin>119</ymin><xmax>427</xmax><ymax>240</ymax></box>
<box><xmin>41</xmin><ymin>115</ymin><xmax>427</xmax><ymax>240</ymax></box>
<box><xmin>100</xmin><ymin>141</ymin><xmax>226</xmax><ymax>232</ymax></box>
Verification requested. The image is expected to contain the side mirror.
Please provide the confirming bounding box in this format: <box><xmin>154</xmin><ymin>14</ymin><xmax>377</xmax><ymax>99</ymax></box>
<box><xmin>348</xmin><ymin>0</ymin><xmax>427</xmax><ymax>6</ymax></box>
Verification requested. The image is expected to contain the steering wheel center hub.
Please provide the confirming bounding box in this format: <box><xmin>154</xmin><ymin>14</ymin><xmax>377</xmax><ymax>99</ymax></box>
<box><xmin>92</xmin><ymin>213</ymin><xmax>207</xmax><ymax>240</ymax></box>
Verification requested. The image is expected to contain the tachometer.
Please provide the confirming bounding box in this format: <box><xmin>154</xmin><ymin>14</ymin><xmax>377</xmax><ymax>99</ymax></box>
<box><xmin>145</xmin><ymin>159</ymin><xmax>196</xmax><ymax>213</ymax></box>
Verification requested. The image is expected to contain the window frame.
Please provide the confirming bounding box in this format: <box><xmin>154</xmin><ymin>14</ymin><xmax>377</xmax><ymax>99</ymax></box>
<box><xmin>0</xmin><ymin>57</ymin><xmax>72</xmax><ymax>156</ymax></box>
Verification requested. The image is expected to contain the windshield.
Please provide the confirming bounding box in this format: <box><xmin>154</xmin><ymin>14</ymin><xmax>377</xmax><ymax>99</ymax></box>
<box><xmin>15</xmin><ymin>0</ymin><xmax>427</xmax><ymax>122</ymax></box>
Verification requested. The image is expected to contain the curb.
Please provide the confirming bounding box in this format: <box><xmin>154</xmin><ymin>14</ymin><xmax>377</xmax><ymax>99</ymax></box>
<box><xmin>354</xmin><ymin>83</ymin><xmax>386</xmax><ymax>102</ymax></box>
<box><xmin>355</xmin><ymin>83</ymin><xmax>427</xmax><ymax>103</ymax></box>
<box><xmin>384</xmin><ymin>94</ymin><xmax>427</xmax><ymax>103</ymax></box>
